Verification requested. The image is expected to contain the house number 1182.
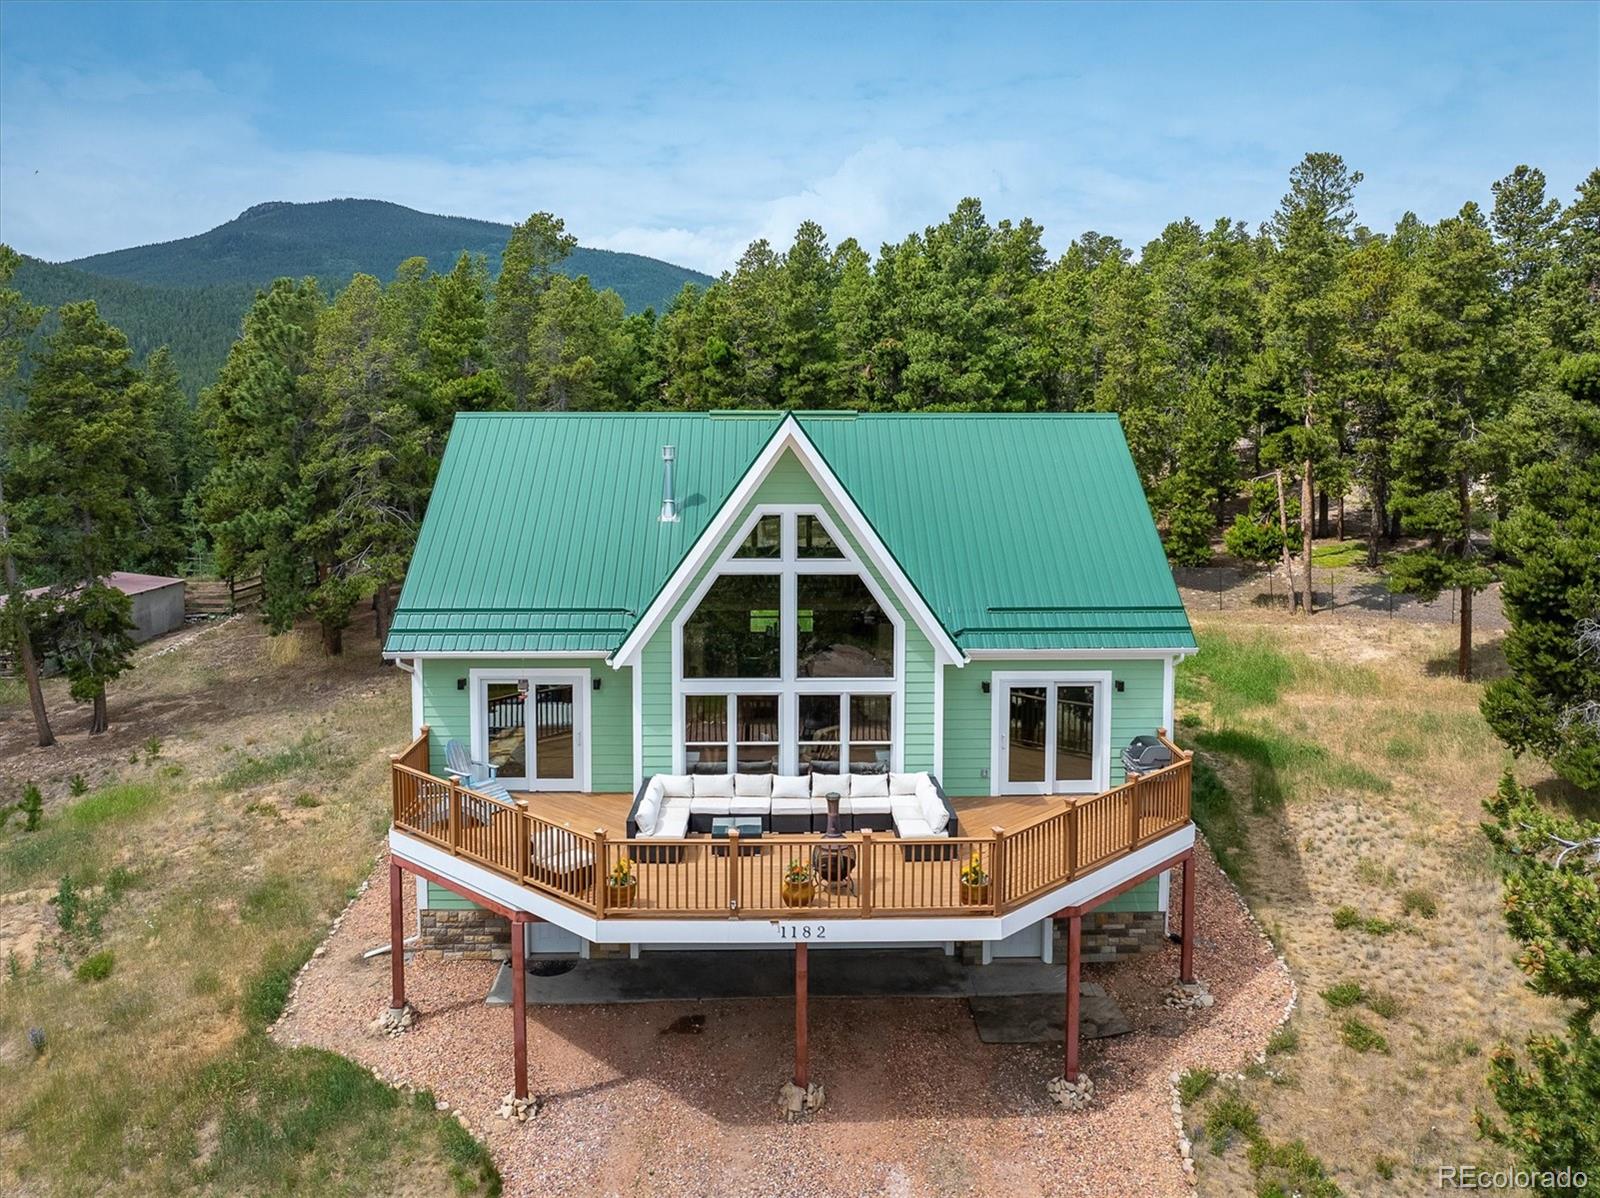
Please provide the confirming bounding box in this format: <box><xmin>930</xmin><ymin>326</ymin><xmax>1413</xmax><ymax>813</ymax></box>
<box><xmin>776</xmin><ymin>923</ymin><xmax>825</xmax><ymax>940</ymax></box>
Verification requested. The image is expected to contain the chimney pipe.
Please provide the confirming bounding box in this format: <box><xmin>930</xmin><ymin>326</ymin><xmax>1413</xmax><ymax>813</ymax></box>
<box><xmin>659</xmin><ymin>445</ymin><xmax>678</xmax><ymax>523</ymax></box>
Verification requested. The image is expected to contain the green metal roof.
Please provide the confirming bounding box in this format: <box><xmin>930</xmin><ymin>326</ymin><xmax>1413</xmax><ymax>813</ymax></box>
<box><xmin>384</xmin><ymin>412</ymin><xmax>1195</xmax><ymax>656</ymax></box>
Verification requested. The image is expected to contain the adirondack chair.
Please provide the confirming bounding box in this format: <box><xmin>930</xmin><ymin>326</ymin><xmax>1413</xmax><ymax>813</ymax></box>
<box><xmin>444</xmin><ymin>739</ymin><xmax>497</xmax><ymax>787</ymax></box>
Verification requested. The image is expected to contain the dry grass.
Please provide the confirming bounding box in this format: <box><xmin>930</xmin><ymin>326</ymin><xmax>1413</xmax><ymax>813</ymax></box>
<box><xmin>0</xmin><ymin>616</ymin><xmax>497</xmax><ymax>1197</ymax></box>
<box><xmin>1179</xmin><ymin>610</ymin><xmax>1570</xmax><ymax>1196</ymax></box>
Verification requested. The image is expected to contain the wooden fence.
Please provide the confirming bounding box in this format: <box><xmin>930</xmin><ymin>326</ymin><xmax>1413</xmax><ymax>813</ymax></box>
<box><xmin>391</xmin><ymin>729</ymin><xmax>1192</xmax><ymax>921</ymax></box>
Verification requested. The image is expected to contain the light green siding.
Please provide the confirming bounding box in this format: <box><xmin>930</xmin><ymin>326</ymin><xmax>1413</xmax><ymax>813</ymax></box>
<box><xmin>941</xmin><ymin>657</ymin><xmax>1167</xmax><ymax>797</ymax></box>
<box><xmin>640</xmin><ymin>449</ymin><xmax>937</xmax><ymax>776</ymax></box>
<box><xmin>1096</xmin><ymin>876</ymin><xmax>1162</xmax><ymax>913</ymax></box>
<box><xmin>418</xmin><ymin>657</ymin><xmax>633</xmax><ymax>787</ymax></box>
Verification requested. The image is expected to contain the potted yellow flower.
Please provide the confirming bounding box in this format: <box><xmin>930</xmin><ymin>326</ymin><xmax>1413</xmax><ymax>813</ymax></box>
<box><xmin>959</xmin><ymin>850</ymin><xmax>990</xmax><ymax>905</ymax></box>
<box><xmin>607</xmin><ymin>855</ymin><xmax>637</xmax><ymax>908</ymax></box>
<box><xmin>781</xmin><ymin>859</ymin><xmax>815</xmax><ymax>907</ymax></box>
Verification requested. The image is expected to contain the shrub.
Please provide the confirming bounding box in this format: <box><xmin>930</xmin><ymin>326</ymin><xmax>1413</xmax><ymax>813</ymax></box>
<box><xmin>292</xmin><ymin>793</ymin><xmax>322</xmax><ymax>809</ymax></box>
<box><xmin>1265</xmin><ymin>1024</ymin><xmax>1300</xmax><ymax>1056</ymax></box>
<box><xmin>1321</xmin><ymin>981</ymin><xmax>1364</xmax><ymax>1009</ymax></box>
<box><xmin>1361</xmin><ymin>915</ymin><xmax>1396</xmax><ymax>936</ymax></box>
<box><xmin>1247</xmin><ymin>1138</ymin><xmax>1342</xmax><ymax>1198</ymax></box>
<box><xmin>1204</xmin><ymin>1088</ymin><xmax>1261</xmax><ymax>1153</ymax></box>
<box><xmin>1177</xmin><ymin>1067</ymin><xmax>1217</xmax><ymax>1105</ymax></box>
<box><xmin>143</xmin><ymin>736</ymin><xmax>162</xmax><ymax>760</ymax></box>
<box><xmin>75</xmin><ymin>950</ymin><xmax>115</xmax><ymax>982</ymax></box>
<box><xmin>69</xmin><ymin>774</ymin><xmax>88</xmax><ymax>796</ymax></box>
<box><xmin>1401</xmin><ymin>888</ymin><xmax>1438</xmax><ymax>919</ymax></box>
<box><xmin>1340</xmin><ymin>1016</ymin><xmax>1389</xmax><ymax>1054</ymax></box>
<box><xmin>19</xmin><ymin>784</ymin><xmax>43</xmax><ymax>831</ymax></box>
<box><xmin>1331</xmin><ymin>905</ymin><xmax>1361</xmax><ymax>930</ymax></box>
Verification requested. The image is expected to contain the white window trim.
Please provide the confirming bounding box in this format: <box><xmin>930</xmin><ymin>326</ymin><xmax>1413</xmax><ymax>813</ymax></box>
<box><xmin>989</xmin><ymin>669</ymin><xmax>1113</xmax><ymax>795</ymax></box>
<box><xmin>671</xmin><ymin>504</ymin><xmax>905</xmax><ymax>775</ymax></box>
<box><xmin>468</xmin><ymin>667</ymin><xmax>591</xmax><ymax>791</ymax></box>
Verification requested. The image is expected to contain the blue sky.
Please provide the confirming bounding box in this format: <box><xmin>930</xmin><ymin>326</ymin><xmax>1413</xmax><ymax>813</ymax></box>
<box><xmin>1</xmin><ymin>0</ymin><xmax>1594</xmax><ymax>272</ymax></box>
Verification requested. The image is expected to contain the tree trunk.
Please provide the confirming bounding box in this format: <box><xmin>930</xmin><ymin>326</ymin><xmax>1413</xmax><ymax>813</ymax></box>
<box><xmin>1337</xmin><ymin>494</ymin><xmax>1345</xmax><ymax>542</ymax></box>
<box><xmin>1387</xmin><ymin>509</ymin><xmax>1401</xmax><ymax>543</ymax></box>
<box><xmin>1317</xmin><ymin>489</ymin><xmax>1330</xmax><ymax>538</ymax></box>
<box><xmin>1301</xmin><ymin>458</ymin><xmax>1316</xmax><ymax>615</ymax></box>
<box><xmin>1274</xmin><ymin>468</ymin><xmax>1299</xmax><ymax>611</ymax></box>
<box><xmin>321</xmin><ymin>619</ymin><xmax>344</xmax><ymax>656</ymax></box>
<box><xmin>1457</xmin><ymin>470</ymin><xmax>1473</xmax><ymax>681</ymax></box>
<box><xmin>89</xmin><ymin>688</ymin><xmax>108</xmax><ymax>735</ymax></box>
<box><xmin>1367</xmin><ymin>480</ymin><xmax>1385</xmax><ymax>569</ymax></box>
<box><xmin>0</xmin><ymin>476</ymin><xmax>54</xmax><ymax>747</ymax></box>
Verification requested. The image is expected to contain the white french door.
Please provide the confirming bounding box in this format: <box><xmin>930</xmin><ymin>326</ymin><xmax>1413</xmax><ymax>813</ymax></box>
<box><xmin>993</xmin><ymin>673</ymin><xmax>1110</xmax><ymax>795</ymax></box>
<box><xmin>470</xmin><ymin>669</ymin><xmax>588</xmax><ymax>791</ymax></box>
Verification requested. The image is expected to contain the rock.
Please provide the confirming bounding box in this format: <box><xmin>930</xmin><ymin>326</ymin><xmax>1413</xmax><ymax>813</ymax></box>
<box><xmin>496</xmin><ymin>1092</ymin><xmax>541</xmax><ymax>1122</ymax></box>
<box><xmin>1163</xmin><ymin>979</ymin><xmax>1215</xmax><ymax>1011</ymax></box>
<box><xmin>371</xmin><ymin>1002</ymin><xmax>418</xmax><ymax>1037</ymax></box>
<box><xmin>778</xmin><ymin>1080</ymin><xmax>825</xmax><ymax>1121</ymax></box>
<box><xmin>1046</xmin><ymin>1074</ymin><xmax>1095</xmax><ymax>1111</ymax></box>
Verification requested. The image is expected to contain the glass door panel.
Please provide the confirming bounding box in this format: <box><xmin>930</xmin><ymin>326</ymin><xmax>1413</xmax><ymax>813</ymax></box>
<box><xmin>1007</xmin><ymin>685</ymin><xmax>1048</xmax><ymax>788</ymax></box>
<box><xmin>484</xmin><ymin>681</ymin><xmax>528</xmax><ymax>781</ymax></box>
<box><xmin>1055</xmin><ymin>685</ymin><xmax>1095</xmax><ymax>783</ymax></box>
<box><xmin>532</xmin><ymin>684</ymin><xmax>575</xmax><ymax>782</ymax></box>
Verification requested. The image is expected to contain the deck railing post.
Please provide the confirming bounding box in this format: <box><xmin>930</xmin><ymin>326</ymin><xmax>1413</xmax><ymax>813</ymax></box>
<box><xmin>447</xmin><ymin>775</ymin><xmax>462</xmax><ymax>855</ymax></box>
<box><xmin>1065</xmin><ymin>800</ymin><xmax>1078</xmax><ymax>877</ymax></box>
<box><xmin>1126</xmin><ymin>771</ymin><xmax>1142</xmax><ymax>850</ymax></box>
<box><xmin>991</xmin><ymin>826</ymin><xmax>1006</xmax><ymax>911</ymax></box>
<box><xmin>726</xmin><ymin>827</ymin><xmax>741</xmax><ymax>915</ymax></box>
<box><xmin>389</xmin><ymin>754</ymin><xmax>402</xmax><ymax>824</ymax></box>
<box><xmin>859</xmin><ymin>831</ymin><xmax>873</xmax><ymax>916</ymax></box>
<box><xmin>514</xmin><ymin>800</ymin><xmax>531</xmax><ymax>880</ymax></box>
<box><xmin>593</xmin><ymin>829</ymin><xmax>608</xmax><ymax>914</ymax></box>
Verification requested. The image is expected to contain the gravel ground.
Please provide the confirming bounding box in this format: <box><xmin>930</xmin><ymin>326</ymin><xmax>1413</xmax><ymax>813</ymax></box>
<box><xmin>275</xmin><ymin>839</ymin><xmax>1290</xmax><ymax>1198</ymax></box>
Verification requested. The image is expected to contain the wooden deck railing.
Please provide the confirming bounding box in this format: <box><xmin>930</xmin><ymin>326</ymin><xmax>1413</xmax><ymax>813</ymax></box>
<box><xmin>391</xmin><ymin>730</ymin><xmax>1192</xmax><ymax>921</ymax></box>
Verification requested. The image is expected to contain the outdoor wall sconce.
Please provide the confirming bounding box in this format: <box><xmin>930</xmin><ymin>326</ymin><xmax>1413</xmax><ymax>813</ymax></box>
<box><xmin>981</xmin><ymin>681</ymin><xmax>990</xmax><ymax>693</ymax></box>
<box><xmin>593</xmin><ymin>678</ymin><xmax>602</xmax><ymax>690</ymax></box>
<box><xmin>1116</xmin><ymin>680</ymin><xmax>1125</xmax><ymax>692</ymax></box>
<box><xmin>456</xmin><ymin>677</ymin><xmax>466</xmax><ymax>690</ymax></box>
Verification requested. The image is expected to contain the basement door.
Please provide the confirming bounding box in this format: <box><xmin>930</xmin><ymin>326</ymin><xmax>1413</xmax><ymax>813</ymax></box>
<box><xmin>469</xmin><ymin>669</ymin><xmax>588</xmax><ymax>791</ymax></box>
<box><xmin>993</xmin><ymin>673</ymin><xmax>1110</xmax><ymax>795</ymax></box>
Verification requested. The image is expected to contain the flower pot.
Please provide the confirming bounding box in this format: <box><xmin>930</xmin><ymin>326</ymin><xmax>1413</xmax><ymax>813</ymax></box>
<box><xmin>960</xmin><ymin>881</ymin><xmax>990</xmax><ymax>906</ymax></box>
<box><xmin>607</xmin><ymin>880</ymin><xmax>637</xmax><ymax>908</ymax></box>
<box><xmin>781</xmin><ymin>880</ymin><xmax>816</xmax><ymax>907</ymax></box>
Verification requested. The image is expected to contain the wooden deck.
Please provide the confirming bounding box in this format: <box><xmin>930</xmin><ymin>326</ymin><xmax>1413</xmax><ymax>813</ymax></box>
<box><xmin>390</xmin><ymin>732</ymin><xmax>1193</xmax><ymax>922</ymax></box>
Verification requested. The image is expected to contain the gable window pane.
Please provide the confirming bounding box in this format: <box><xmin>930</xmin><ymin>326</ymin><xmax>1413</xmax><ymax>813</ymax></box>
<box><xmin>796</xmin><ymin>574</ymin><xmax>893</xmax><ymax>677</ymax></box>
<box><xmin>797</xmin><ymin>694</ymin><xmax>840</xmax><ymax>772</ymax></box>
<box><xmin>733</xmin><ymin>514</ymin><xmax>781</xmax><ymax>559</ymax></box>
<box><xmin>797</xmin><ymin>514</ymin><xmax>843</xmax><ymax>559</ymax></box>
<box><xmin>684</xmin><ymin>694</ymin><xmax>729</xmax><ymax>774</ymax></box>
<box><xmin>683</xmin><ymin>574</ymin><xmax>781</xmax><ymax>677</ymax></box>
<box><xmin>848</xmin><ymin>694</ymin><xmax>892</xmax><ymax>774</ymax></box>
<box><xmin>734</xmin><ymin>694</ymin><xmax>779</xmax><ymax>772</ymax></box>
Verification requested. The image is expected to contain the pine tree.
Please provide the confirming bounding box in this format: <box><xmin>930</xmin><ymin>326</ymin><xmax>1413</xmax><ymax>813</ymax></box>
<box><xmin>492</xmin><ymin>213</ymin><xmax>577</xmax><ymax>409</ymax></box>
<box><xmin>127</xmin><ymin>346</ymin><xmax>193</xmax><ymax>573</ymax></box>
<box><xmin>422</xmin><ymin>252</ymin><xmax>504</xmax><ymax>423</ymax></box>
<box><xmin>199</xmin><ymin>278</ymin><xmax>324</xmax><ymax>632</ymax></box>
<box><xmin>1264</xmin><ymin>153</ymin><xmax>1362</xmax><ymax>613</ymax></box>
<box><xmin>775</xmin><ymin>221</ymin><xmax>839</xmax><ymax>409</ymax></box>
<box><xmin>1386</xmin><ymin>204</ymin><xmax>1506</xmax><ymax>679</ymax></box>
<box><xmin>0</xmin><ymin>244</ymin><xmax>52</xmax><ymax>745</ymax></box>
<box><xmin>1481</xmin><ymin>354</ymin><xmax>1600</xmax><ymax>790</ymax></box>
<box><xmin>10</xmin><ymin>301</ymin><xmax>141</xmax><ymax>733</ymax></box>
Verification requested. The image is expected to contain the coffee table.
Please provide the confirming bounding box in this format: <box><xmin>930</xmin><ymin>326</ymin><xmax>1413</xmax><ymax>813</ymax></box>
<box><xmin>710</xmin><ymin>816</ymin><xmax>764</xmax><ymax>857</ymax></box>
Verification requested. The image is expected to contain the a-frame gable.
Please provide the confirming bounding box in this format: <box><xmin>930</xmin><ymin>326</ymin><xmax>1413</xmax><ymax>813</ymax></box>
<box><xmin>609</xmin><ymin>414</ymin><xmax>965</xmax><ymax>669</ymax></box>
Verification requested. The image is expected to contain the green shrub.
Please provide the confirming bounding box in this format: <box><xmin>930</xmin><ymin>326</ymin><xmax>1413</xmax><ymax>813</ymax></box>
<box><xmin>143</xmin><ymin>736</ymin><xmax>162</xmax><ymax>760</ymax></box>
<box><xmin>1401</xmin><ymin>888</ymin><xmax>1438</xmax><ymax>919</ymax></box>
<box><xmin>1340</xmin><ymin>1016</ymin><xmax>1389</xmax><ymax>1054</ymax></box>
<box><xmin>1265</xmin><ymin>1024</ymin><xmax>1300</xmax><ymax>1056</ymax></box>
<box><xmin>69</xmin><ymin>774</ymin><xmax>88</xmax><ymax>796</ymax></box>
<box><xmin>75</xmin><ymin>950</ymin><xmax>115</xmax><ymax>982</ymax></box>
<box><xmin>1177</xmin><ymin>1067</ymin><xmax>1217</xmax><ymax>1105</ymax></box>
<box><xmin>1320</xmin><ymin>981</ymin><xmax>1364</xmax><ymax>1009</ymax></box>
<box><xmin>1247</xmin><ymin>1138</ymin><xmax>1342</xmax><ymax>1198</ymax></box>
<box><xmin>1361</xmin><ymin>915</ymin><xmax>1396</xmax><ymax>936</ymax></box>
<box><xmin>292</xmin><ymin>792</ymin><xmax>322</xmax><ymax>809</ymax></box>
<box><xmin>1331</xmin><ymin>905</ymin><xmax>1361</xmax><ymax>930</ymax></box>
<box><xmin>20</xmin><ymin>783</ymin><xmax>43</xmax><ymax>830</ymax></box>
<box><xmin>1205</xmin><ymin>1088</ymin><xmax>1262</xmax><ymax>1153</ymax></box>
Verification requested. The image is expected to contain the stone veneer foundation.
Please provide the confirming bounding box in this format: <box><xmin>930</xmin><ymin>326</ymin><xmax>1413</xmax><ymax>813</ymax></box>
<box><xmin>417</xmin><ymin>908</ymin><xmax>513</xmax><ymax>961</ymax></box>
<box><xmin>1066</xmin><ymin>910</ymin><xmax>1168</xmax><ymax>962</ymax></box>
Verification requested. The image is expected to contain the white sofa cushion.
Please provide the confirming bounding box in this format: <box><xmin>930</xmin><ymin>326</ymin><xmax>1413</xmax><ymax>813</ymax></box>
<box><xmin>810</xmin><ymin>771</ymin><xmax>848</xmax><ymax>797</ymax></box>
<box><xmin>689</xmin><ymin>796</ymin><xmax>733</xmax><ymax>815</ymax></box>
<box><xmin>850</xmin><ymin>794</ymin><xmax>893</xmax><ymax>815</ymax></box>
<box><xmin>693</xmin><ymin>774</ymin><xmax>735</xmax><ymax>798</ymax></box>
<box><xmin>850</xmin><ymin>773</ymin><xmax>889</xmax><ymax>798</ymax></box>
<box><xmin>730</xmin><ymin>798</ymin><xmax>770</xmax><ymax>815</ymax></box>
<box><xmin>772</xmin><ymin>775</ymin><xmax>810</xmax><ymax>799</ymax></box>
<box><xmin>735</xmin><ymin>773</ymin><xmax>772</xmax><ymax>798</ymax></box>
<box><xmin>635</xmin><ymin>782</ymin><xmax>663</xmax><ymax>834</ymax></box>
<box><xmin>659</xmin><ymin>774</ymin><xmax>694</xmax><ymax>799</ymax></box>
<box><xmin>531</xmin><ymin>827</ymin><xmax>596</xmax><ymax>869</ymax></box>
<box><xmin>893</xmin><ymin>813</ymin><xmax>936</xmax><ymax>838</ymax></box>
<box><xmin>769</xmin><ymin>796</ymin><xmax>814</xmax><ymax>815</ymax></box>
<box><xmin>651</xmin><ymin>805</ymin><xmax>689</xmax><ymax>838</ymax></box>
<box><xmin>915</xmin><ymin>777</ymin><xmax>949</xmax><ymax>833</ymax></box>
<box><xmin>889</xmin><ymin>772</ymin><xmax>926</xmax><ymax>796</ymax></box>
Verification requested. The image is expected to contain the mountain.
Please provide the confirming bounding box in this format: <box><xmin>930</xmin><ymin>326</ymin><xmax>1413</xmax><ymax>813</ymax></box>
<box><xmin>11</xmin><ymin>199</ymin><xmax>712</xmax><ymax>396</ymax></box>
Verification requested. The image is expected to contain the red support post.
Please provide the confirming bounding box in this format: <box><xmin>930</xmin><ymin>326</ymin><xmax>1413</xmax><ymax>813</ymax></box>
<box><xmin>511</xmin><ymin>915</ymin><xmax>528</xmax><ymax>1100</ymax></box>
<box><xmin>389</xmin><ymin>858</ymin><xmax>406</xmax><ymax>1009</ymax></box>
<box><xmin>1065</xmin><ymin>914</ymin><xmax>1082</xmax><ymax>1082</ymax></box>
<box><xmin>794</xmin><ymin>942</ymin><xmax>809</xmax><ymax>1089</ymax></box>
<box><xmin>1179</xmin><ymin>855</ymin><xmax>1196</xmax><ymax>984</ymax></box>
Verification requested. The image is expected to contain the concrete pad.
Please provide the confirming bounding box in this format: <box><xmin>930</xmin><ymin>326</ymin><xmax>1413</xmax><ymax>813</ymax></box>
<box><xmin>486</xmin><ymin>949</ymin><xmax>1075</xmax><ymax>1006</ymax></box>
<box><xmin>969</xmin><ymin>988</ymin><xmax>1132</xmax><ymax>1044</ymax></box>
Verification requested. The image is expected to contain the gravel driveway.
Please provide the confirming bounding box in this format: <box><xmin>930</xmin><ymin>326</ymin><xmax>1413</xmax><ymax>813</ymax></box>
<box><xmin>276</xmin><ymin>840</ymin><xmax>1290</xmax><ymax>1198</ymax></box>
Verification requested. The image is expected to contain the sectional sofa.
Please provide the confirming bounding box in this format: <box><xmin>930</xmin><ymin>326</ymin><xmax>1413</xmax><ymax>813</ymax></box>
<box><xmin>625</xmin><ymin>771</ymin><xmax>960</xmax><ymax>841</ymax></box>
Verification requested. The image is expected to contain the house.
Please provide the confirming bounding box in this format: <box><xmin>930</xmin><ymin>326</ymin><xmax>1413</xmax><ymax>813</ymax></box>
<box><xmin>381</xmin><ymin>410</ymin><xmax>1198</xmax><ymax>1103</ymax></box>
